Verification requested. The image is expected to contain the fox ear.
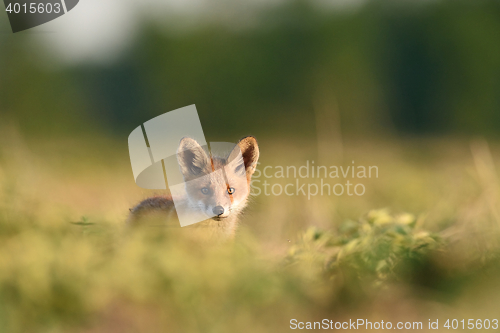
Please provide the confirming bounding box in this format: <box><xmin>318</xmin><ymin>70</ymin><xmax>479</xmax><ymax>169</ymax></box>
<box><xmin>177</xmin><ymin>137</ymin><xmax>211</xmax><ymax>179</ymax></box>
<box><xmin>233</xmin><ymin>136</ymin><xmax>259</xmax><ymax>179</ymax></box>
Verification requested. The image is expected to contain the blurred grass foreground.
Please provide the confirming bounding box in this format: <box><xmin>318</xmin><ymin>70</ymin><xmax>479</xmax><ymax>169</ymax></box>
<box><xmin>1</xmin><ymin>128</ymin><xmax>500</xmax><ymax>333</ymax></box>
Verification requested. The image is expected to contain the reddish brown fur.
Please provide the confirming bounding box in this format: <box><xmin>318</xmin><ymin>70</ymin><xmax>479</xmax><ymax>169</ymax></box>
<box><xmin>127</xmin><ymin>136</ymin><xmax>259</xmax><ymax>240</ymax></box>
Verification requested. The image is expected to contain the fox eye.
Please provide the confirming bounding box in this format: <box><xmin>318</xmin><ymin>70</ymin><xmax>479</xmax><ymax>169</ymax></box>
<box><xmin>227</xmin><ymin>187</ymin><xmax>235</xmax><ymax>195</ymax></box>
<box><xmin>201</xmin><ymin>188</ymin><xmax>210</xmax><ymax>195</ymax></box>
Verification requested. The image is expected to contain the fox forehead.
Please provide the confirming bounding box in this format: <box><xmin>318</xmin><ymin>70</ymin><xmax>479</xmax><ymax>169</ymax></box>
<box><xmin>210</xmin><ymin>156</ymin><xmax>230</xmax><ymax>170</ymax></box>
<box><xmin>189</xmin><ymin>170</ymin><xmax>244</xmax><ymax>188</ymax></box>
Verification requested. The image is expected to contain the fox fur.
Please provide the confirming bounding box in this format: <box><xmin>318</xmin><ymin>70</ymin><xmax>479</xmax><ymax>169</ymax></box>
<box><xmin>127</xmin><ymin>136</ymin><xmax>259</xmax><ymax>240</ymax></box>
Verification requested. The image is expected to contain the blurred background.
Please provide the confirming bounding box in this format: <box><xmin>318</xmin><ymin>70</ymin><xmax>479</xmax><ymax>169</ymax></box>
<box><xmin>1</xmin><ymin>0</ymin><xmax>500</xmax><ymax>332</ymax></box>
<box><xmin>2</xmin><ymin>0</ymin><xmax>500</xmax><ymax>138</ymax></box>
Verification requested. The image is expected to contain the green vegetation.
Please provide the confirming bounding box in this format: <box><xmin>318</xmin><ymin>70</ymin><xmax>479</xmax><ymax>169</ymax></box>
<box><xmin>287</xmin><ymin>210</ymin><xmax>442</xmax><ymax>285</ymax></box>
<box><xmin>0</xmin><ymin>131</ymin><xmax>500</xmax><ymax>332</ymax></box>
<box><xmin>2</xmin><ymin>1</ymin><xmax>500</xmax><ymax>138</ymax></box>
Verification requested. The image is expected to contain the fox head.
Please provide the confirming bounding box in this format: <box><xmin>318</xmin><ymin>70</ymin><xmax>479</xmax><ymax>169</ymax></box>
<box><xmin>176</xmin><ymin>136</ymin><xmax>259</xmax><ymax>221</ymax></box>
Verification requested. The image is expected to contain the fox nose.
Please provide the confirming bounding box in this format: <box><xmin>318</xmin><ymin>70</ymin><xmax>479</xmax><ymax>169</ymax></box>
<box><xmin>212</xmin><ymin>206</ymin><xmax>225</xmax><ymax>216</ymax></box>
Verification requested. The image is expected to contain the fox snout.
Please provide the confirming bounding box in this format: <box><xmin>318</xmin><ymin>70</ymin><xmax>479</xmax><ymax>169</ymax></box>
<box><xmin>211</xmin><ymin>205</ymin><xmax>233</xmax><ymax>219</ymax></box>
<box><xmin>212</xmin><ymin>206</ymin><xmax>225</xmax><ymax>217</ymax></box>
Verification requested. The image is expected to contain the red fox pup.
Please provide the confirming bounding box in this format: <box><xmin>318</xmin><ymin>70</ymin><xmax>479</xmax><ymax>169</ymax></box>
<box><xmin>128</xmin><ymin>136</ymin><xmax>259</xmax><ymax>239</ymax></box>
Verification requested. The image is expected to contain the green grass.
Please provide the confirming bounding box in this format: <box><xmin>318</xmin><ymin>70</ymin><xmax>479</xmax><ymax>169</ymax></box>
<box><xmin>0</xmin><ymin>129</ymin><xmax>500</xmax><ymax>332</ymax></box>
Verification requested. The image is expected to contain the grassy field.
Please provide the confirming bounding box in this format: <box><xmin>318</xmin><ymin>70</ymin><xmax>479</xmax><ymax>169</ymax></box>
<box><xmin>0</xmin><ymin>126</ymin><xmax>500</xmax><ymax>332</ymax></box>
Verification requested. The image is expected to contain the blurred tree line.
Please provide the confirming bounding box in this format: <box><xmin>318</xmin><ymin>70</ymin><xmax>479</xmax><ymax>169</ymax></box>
<box><xmin>1</xmin><ymin>0</ymin><xmax>500</xmax><ymax>140</ymax></box>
